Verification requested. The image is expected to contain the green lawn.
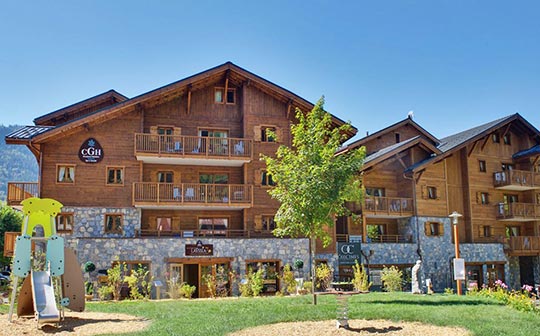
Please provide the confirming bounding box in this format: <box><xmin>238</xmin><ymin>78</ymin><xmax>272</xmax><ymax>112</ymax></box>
<box><xmin>2</xmin><ymin>293</ymin><xmax>538</xmax><ymax>335</ymax></box>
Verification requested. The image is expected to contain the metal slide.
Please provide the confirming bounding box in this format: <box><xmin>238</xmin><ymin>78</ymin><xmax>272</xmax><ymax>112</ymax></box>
<box><xmin>31</xmin><ymin>271</ymin><xmax>60</xmax><ymax>323</ymax></box>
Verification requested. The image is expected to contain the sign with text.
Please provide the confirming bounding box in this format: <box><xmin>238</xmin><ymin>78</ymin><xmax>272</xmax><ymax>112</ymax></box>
<box><xmin>453</xmin><ymin>258</ymin><xmax>465</xmax><ymax>280</ymax></box>
<box><xmin>79</xmin><ymin>138</ymin><xmax>104</xmax><ymax>163</ymax></box>
<box><xmin>185</xmin><ymin>240</ymin><xmax>214</xmax><ymax>256</ymax></box>
<box><xmin>337</xmin><ymin>242</ymin><xmax>361</xmax><ymax>265</ymax></box>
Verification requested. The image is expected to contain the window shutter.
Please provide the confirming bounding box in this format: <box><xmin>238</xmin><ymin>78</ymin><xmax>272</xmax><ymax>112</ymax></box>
<box><xmin>476</xmin><ymin>192</ymin><xmax>480</xmax><ymax>204</ymax></box>
<box><xmin>275</xmin><ymin>127</ymin><xmax>284</xmax><ymax>143</ymax></box>
<box><xmin>424</xmin><ymin>222</ymin><xmax>430</xmax><ymax>235</ymax></box>
<box><xmin>254</xmin><ymin>215</ymin><xmax>262</xmax><ymax>230</ymax></box>
<box><xmin>149</xmin><ymin>216</ymin><xmax>157</xmax><ymax>230</ymax></box>
<box><xmin>490</xmin><ymin>226</ymin><xmax>494</xmax><ymax>237</ymax></box>
<box><xmin>421</xmin><ymin>185</ymin><xmax>427</xmax><ymax>199</ymax></box>
<box><xmin>254</xmin><ymin>169</ymin><xmax>261</xmax><ymax>184</ymax></box>
<box><xmin>172</xmin><ymin>217</ymin><xmax>180</xmax><ymax>231</ymax></box>
<box><xmin>438</xmin><ymin>222</ymin><xmax>444</xmax><ymax>235</ymax></box>
<box><xmin>173</xmin><ymin>127</ymin><xmax>182</xmax><ymax>136</ymax></box>
<box><xmin>254</xmin><ymin>126</ymin><xmax>262</xmax><ymax>141</ymax></box>
<box><xmin>478</xmin><ymin>225</ymin><xmax>484</xmax><ymax>237</ymax></box>
<box><xmin>150</xmin><ymin>126</ymin><xmax>158</xmax><ymax>134</ymax></box>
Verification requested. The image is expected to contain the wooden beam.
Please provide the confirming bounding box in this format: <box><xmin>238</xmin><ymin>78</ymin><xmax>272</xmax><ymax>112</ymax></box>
<box><xmin>395</xmin><ymin>153</ymin><xmax>407</xmax><ymax>169</ymax></box>
<box><xmin>480</xmin><ymin>135</ymin><xmax>490</xmax><ymax>151</ymax></box>
<box><xmin>287</xmin><ymin>99</ymin><xmax>293</xmax><ymax>119</ymax></box>
<box><xmin>415</xmin><ymin>170</ymin><xmax>425</xmax><ymax>184</ymax></box>
<box><xmin>501</xmin><ymin>123</ymin><xmax>512</xmax><ymax>137</ymax></box>
<box><xmin>224</xmin><ymin>70</ymin><xmax>230</xmax><ymax>103</ymax></box>
<box><xmin>187</xmin><ymin>85</ymin><xmax>192</xmax><ymax>115</ymax></box>
<box><xmin>468</xmin><ymin>140</ymin><xmax>478</xmax><ymax>157</ymax></box>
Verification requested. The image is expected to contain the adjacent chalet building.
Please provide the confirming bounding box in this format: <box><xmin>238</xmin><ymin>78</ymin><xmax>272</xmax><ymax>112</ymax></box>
<box><xmin>328</xmin><ymin>114</ymin><xmax>540</xmax><ymax>291</ymax></box>
<box><xmin>5</xmin><ymin>62</ymin><xmax>355</xmax><ymax>297</ymax></box>
<box><xmin>5</xmin><ymin>62</ymin><xmax>540</xmax><ymax>294</ymax></box>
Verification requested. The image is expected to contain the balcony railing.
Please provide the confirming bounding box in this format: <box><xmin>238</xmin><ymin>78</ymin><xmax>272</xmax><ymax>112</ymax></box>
<box><xmin>363</xmin><ymin>196</ymin><xmax>413</xmax><ymax>217</ymax></box>
<box><xmin>336</xmin><ymin>233</ymin><xmax>412</xmax><ymax>243</ymax></box>
<box><xmin>136</xmin><ymin>229</ymin><xmax>278</xmax><ymax>238</ymax></box>
<box><xmin>496</xmin><ymin>202</ymin><xmax>540</xmax><ymax>220</ymax></box>
<box><xmin>505</xmin><ymin>236</ymin><xmax>540</xmax><ymax>255</ymax></box>
<box><xmin>133</xmin><ymin>182</ymin><xmax>252</xmax><ymax>207</ymax></box>
<box><xmin>7</xmin><ymin>182</ymin><xmax>39</xmax><ymax>205</ymax></box>
<box><xmin>134</xmin><ymin>133</ymin><xmax>253</xmax><ymax>159</ymax></box>
<box><xmin>493</xmin><ymin>170</ymin><xmax>540</xmax><ymax>190</ymax></box>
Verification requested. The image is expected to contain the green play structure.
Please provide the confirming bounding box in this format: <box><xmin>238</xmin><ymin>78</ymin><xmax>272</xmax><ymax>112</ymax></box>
<box><xmin>7</xmin><ymin>197</ymin><xmax>85</xmax><ymax>327</ymax></box>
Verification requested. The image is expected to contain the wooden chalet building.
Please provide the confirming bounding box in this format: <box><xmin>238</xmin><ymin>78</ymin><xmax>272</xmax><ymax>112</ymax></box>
<box><xmin>329</xmin><ymin>114</ymin><xmax>540</xmax><ymax>291</ymax></box>
<box><xmin>5</xmin><ymin>62</ymin><xmax>540</xmax><ymax>294</ymax></box>
<box><xmin>5</xmin><ymin>62</ymin><xmax>355</xmax><ymax>297</ymax></box>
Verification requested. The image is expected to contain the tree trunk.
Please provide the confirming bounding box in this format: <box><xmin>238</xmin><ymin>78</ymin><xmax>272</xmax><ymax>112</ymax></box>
<box><xmin>310</xmin><ymin>233</ymin><xmax>317</xmax><ymax>305</ymax></box>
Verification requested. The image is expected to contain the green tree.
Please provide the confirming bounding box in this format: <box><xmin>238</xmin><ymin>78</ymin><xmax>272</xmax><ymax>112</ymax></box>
<box><xmin>263</xmin><ymin>97</ymin><xmax>365</xmax><ymax>303</ymax></box>
<box><xmin>0</xmin><ymin>203</ymin><xmax>22</xmax><ymax>266</ymax></box>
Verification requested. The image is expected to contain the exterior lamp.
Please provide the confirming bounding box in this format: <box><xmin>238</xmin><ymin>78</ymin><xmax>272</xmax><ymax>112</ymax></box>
<box><xmin>449</xmin><ymin>211</ymin><xmax>464</xmax><ymax>295</ymax></box>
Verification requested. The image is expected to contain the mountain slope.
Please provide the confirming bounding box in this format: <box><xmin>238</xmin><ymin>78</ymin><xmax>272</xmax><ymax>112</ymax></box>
<box><xmin>0</xmin><ymin>125</ymin><xmax>38</xmax><ymax>201</ymax></box>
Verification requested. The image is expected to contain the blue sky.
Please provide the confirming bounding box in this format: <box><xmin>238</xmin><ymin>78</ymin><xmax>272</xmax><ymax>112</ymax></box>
<box><xmin>1</xmin><ymin>1</ymin><xmax>539</xmax><ymax>141</ymax></box>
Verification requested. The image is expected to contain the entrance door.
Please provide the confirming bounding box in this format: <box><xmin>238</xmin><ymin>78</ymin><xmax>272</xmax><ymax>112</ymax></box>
<box><xmin>199</xmin><ymin>264</ymin><xmax>213</xmax><ymax>298</ymax></box>
<box><xmin>519</xmin><ymin>256</ymin><xmax>535</xmax><ymax>286</ymax></box>
<box><xmin>184</xmin><ymin>264</ymin><xmax>199</xmax><ymax>298</ymax></box>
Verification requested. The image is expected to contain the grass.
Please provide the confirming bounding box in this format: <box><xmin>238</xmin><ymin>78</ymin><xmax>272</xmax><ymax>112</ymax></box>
<box><xmin>1</xmin><ymin>292</ymin><xmax>539</xmax><ymax>335</ymax></box>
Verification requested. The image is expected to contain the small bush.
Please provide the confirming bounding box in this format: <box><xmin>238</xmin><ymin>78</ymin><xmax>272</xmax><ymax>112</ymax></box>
<box><xmin>315</xmin><ymin>263</ymin><xmax>333</xmax><ymax>291</ymax></box>
<box><xmin>302</xmin><ymin>281</ymin><xmax>313</xmax><ymax>294</ymax></box>
<box><xmin>352</xmin><ymin>260</ymin><xmax>371</xmax><ymax>292</ymax></box>
<box><xmin>179</xmin><ymin>283</ymin><xmax>196</xmax><ymax>299</ymax></box>
<box><xmin>98</xmin><ymin>285</ymin><xmax>113</xmax><ymax>300</ymax></box>
<box><xmin>281</xmin><ymin>264</ymin><xmax>297</xmax><ymax>295</ymax></box>
<box><xmin>444</xmin><ymin>288</ymin><xmax>455</xmax><ymax>295</ymax></box>
<box><xmin>467</xmin><ymin>280</ymin><xmax>538</xmax><ymax>313</ymax></box>
<box><xmin>250</xmin><ymin>268</ymin><xmax>264</xmax><ymax>296</ymax></box>
<box><xmin>381</xmin><ymin>266</ymin><xmax>402</xmax><ymax>292</ymax></box>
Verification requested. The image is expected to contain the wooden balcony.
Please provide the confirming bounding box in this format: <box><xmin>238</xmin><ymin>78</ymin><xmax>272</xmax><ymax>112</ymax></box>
<box><xmin>505</xmin><ymin>236</ymin><xmax>540</xmax><ymax>256</ymax></box>
<box><xmin>136</xmin><ymin>228</ymin><xmax>277</xmax><ymax>238</ymax></box>
<box><xmin>493</xmin><ymin>170</ymin><xmax>540</xmax><ymax>191</ymax></box>
<box><xmin>496</xmin><ymin>202</ymin><xmax>540</xmax><ymax>221</ymax></box>
<box><xmin>7</xmin><ymin>182</ymin><xmax>39</xmax><ymax>205</ymax></box>
<box><xmin>133</xmin><ymin>182</ymin><xmax>253</xmax><ymax>209</ymax></box>
<box><xmin>336</xmin><ymin>233</ymin><xmax>412</xmax><ymax>243</ymax></box>
<box><xmin>362</xmin><ymin>196</ymin><xmax>413</xmax><ymax>218</ymax></box>
<box><xmin>134</xmin><ymin>133</ymin><xmax>253</xmax><ymax>167</ymax></box>
<box><xmin>3</xmin><ymin>232</ymin><xmax>19</xmax><ymax>257</ymax></box>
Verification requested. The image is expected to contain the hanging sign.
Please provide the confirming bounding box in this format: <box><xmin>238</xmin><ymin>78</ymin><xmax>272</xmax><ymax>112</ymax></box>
<box><xmin>453</xmin><ymin>258</ymin><xmax>465</xmax><ymax>280</ymax></box>
<box><xmin>79</xmin><ymin>138</ymin><xmax>104</xmax><ymax>163</ymax></box>
<box><xmin>185</xmin><ymin>240</ymin><xmax>214</xmax><ymax>256</ymax></box>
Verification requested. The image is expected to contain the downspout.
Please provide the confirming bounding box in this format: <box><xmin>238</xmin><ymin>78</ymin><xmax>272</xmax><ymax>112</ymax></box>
<box><xmin>29</xmin><ymin>139</ymin><xmax>42</xmax><ymax>198</ymax></box>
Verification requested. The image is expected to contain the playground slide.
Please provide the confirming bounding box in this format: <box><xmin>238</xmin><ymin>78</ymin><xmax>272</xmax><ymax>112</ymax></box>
<box><xmin>31</xmin><ymin>271</ymin><xmax>60</xmax><ymax>323</ymax></box>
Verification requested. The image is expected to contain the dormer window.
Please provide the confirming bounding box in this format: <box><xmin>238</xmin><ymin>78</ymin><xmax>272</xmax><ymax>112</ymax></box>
<box><xmin>214</xmin><ymin>88</ymin><xmax>235</xmax><ymax>104</ymax></box>
<box><xmin>395</xmin><ymin>133</ymin><xmax>401</xmax><ymax>143</ymax></box>
<box><xmin>492</xmin><ymin>133</ymin><xmax>500</xmax><ymax>143</ymax></box>
<box><xmin>503</xmin><ymin>134</ymin><xmax>511</xmax><ymax>145</ymax></box>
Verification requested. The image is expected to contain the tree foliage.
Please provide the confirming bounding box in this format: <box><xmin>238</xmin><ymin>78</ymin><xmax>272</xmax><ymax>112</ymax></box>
<box><xmin>263</xmin><ymin>97</ymin><xmax>365</xmax><ymax>246</ymax></box>
<box><xmin>0</xmin><ymin>203</ymin><xmax>23</xmax><ymax>265</ymax></box>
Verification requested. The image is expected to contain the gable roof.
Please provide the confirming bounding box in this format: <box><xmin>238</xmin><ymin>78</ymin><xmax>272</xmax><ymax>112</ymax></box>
<box><xmin>5</xmin><ymin>125</ymin><xmax>55</xmax><ymax>143</ymax></box>
<box><xmin>33</xmin><ymin>89</ymin><xmax>128</xmax><ymax>126</ymax></box>
<box><xmin>17</xmin><ymin>62</ymin><xmax>355</xmax><ymax>144</ymax></box>
<box><xmin>408</xmin><ymin>113</ymin><xmax>540</xmax><ymax>173</ymax></box>
<box><xmin>346</xmin><ymin>116</ymin><xmax>440</xmax><ymax>151</ymax></box>
<box><xmin>362</xmin><ymin>136</ymin><xmax>441</xmax><ymax>171</ymax></box>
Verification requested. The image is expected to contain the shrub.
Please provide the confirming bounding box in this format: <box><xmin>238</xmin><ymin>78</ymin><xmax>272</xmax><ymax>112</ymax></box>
<box><xmin>352</xmin><ymin>260</ymin><xmax>371</xmax><ymax>292</ymax></box>
<box><xmin>179</xmin><ymin>283</ymin><xmax>196</xmax><ymax>299</ymax></box>
<box><xmin>85</xmin><ymin>281</ymin><xmax>94</xmax><ymax>295</ymax></box>
<box><xmin>468</xmin><ymin>280</ymin><xmax>538</xmax><ymax>313</ymax></box>
<box><xmin>107</xmin><ymin>262</ymin><xmax>126</xmax><ymax>301</ymax></box>
<box><xmin>166</xmin><ymin>271</ymin><xmax>182</xmax><ymax>299</ymax></box>
<box><xmin>381</xmin><ymin>266</ymin><xmax>402</xmax><ymax>292</ymax></box>
<box><xmin>444</xmin><ymin>288</ymin><xmax>455</xmax><ymax>295</ymax></box>
<box><xmin>315</xmin><ymin>263</ymin><xmax>333</xmax><ymax>291</ymax></box>
<box><xmin>281</xmin><ymin>264</ymin><xmax>297</xmax><ymax>295</ymax></box>
<box><xmin>250</xmin><ymin>268</ymin><xmax>264</xmax><ymax>296</ymax></box>
<box><xmin>302</xmin><ymin>281</ymin><xmax>313</xmax><ymax>294</ymax></box>
<box><xmin>98</xmin><ymin>285</ymin><xmax>113</xmax><ymax>300</ymax></box>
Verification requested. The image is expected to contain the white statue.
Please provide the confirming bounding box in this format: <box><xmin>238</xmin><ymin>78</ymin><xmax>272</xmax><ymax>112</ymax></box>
<box><xmin>411</xmin><ymin>260</ymin><xmax>422</xmax><ymax>294</ymax></box>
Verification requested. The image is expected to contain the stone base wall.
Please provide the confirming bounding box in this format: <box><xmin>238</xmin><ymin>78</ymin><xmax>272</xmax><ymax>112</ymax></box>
<box><xmin>61</xmin><ymin>207</ymin><xmax>140</xmax><ymax>238</ymax></box>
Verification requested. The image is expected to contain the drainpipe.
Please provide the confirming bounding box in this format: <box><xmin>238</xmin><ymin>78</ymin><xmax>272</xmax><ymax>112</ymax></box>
<box><xmin>403</xmin><ymin>171</ymin><xmax>422</xmax><ymax>260</ymax></box>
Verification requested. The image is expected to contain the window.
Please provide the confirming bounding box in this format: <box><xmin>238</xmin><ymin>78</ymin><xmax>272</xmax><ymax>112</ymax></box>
<box><xmin>425</xmin><ymin>222</ymin><xmax>443</xmax><ymax>236</ymax></box>
<box><xmin>492</xmin><ymin>133</ymin><xmax>500</xmax><ymax>143</ymax></box>
<box><xmin>395</xmin><ymin>133</ymin><xmax>401</xmax><ymax>143</ymax></box>
<box><xmin>245</xmin><ymin>261</ymin><xmax>279</xmax><ymax>294</ymax></box>
<box><xmin>261</xmin><ymin>170</ymin><xmax>276</xmax><ymax>186</ymax></box>
<box><xmin>503</xmin><ymin>194</ymin><xmax>518</xmax><ymax>204</ymax></box>
<box><xmin>427</xmin><ymin>186</ymin><xmax>437</xmax><ymax>199</ymax></box>
<box><xmin>105</xmin><ymin>214</ymin><xmax>123</xmax><ymax>234</ymax></box>
<box><xmin>506</xmin><ymin>226</ymin><xmax>520</xmax><ymax>237</ymax></box>
<box><xmin>214</xmin><ymin>88</ymin><xmax>235</xmax><ymax>104</ymax></box>
<box><xmin>365</xmin><ymin>187</ymin><xmax>385</xmax><ymax>197</ymax></box>
<box><xmin>157</xmin><ymin>171</ymin><xmax>173</xmax><ymax>183</ymax></box>
<box><xmin>367</xmin><ymin>224</ymin><xmax>386</xmax><ymax>241</ymax></box>
<box><xmin>261</xmin><ymin>126</ymin><xmax>276</xmax><ymax>142</ymax></box>
<box><xmin>502</xmin><ymin>163</ymin><xmax>514</xmax><ymax>171</ymax></box>
<box><xmin>262</xmin><ymin>215</ymin><xmax>275</xmax><ymax>231</ymax></box>
<box><xmin>57</xmin><ymin>165</ymin><xmax>75</xmax><ymax>183</ymax></box>
<box><xmin>56</xmin><ymin>213</ymin><xmax>74</xmax><ymax>233</ymax></box>
<box><xmin>479</xmin><ymin>160</ymin><xmax>486</xmax><ymax>172</ymax></box>
<box><xmin>481</xmin><ymin>225</ymin><xmax>493</xmax><ymax>238</ymax></box>
<box><xmin>199</xmin><ymin>173</ymin><xmax>228</xmax><ymax>184</ymax></box>
<box><xmin>157</xmin><ymin>217</ymin><xmax>172</xmax><ymax>232</ymax></box>
<box><xmin>479</xmin><ymin>192</ymin><xmax>489</xmax><ymax>205</ymax></box>
<box><xmin>199</xmin><ymin>129</ymin><xmax>228</xmax><ymax>138</ymax></box>
<box><xmin>198</xmin><ymin>217</ymin><xmax>228</xmax><ymax>236</ymax></box>
<box><xmin>106</xmin><ymin>167</ymin><xmax>124</xmax><ymax>185</ymax></box>
<box><xmin>503</xmin><ymin>134</ymin><xmax>511</xmax><ymax>145</ymax></box>
<box><xmin>157</xmin><ymin>127</ymin><xmax>173</xmax><ymax>135</ymax></box>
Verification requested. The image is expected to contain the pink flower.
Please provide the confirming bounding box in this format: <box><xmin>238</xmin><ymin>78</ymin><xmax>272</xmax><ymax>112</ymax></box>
<box><xmin>522</xmin><ymin>284</ymin><xmax>533</xmax><ymax>292</ymax></box>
